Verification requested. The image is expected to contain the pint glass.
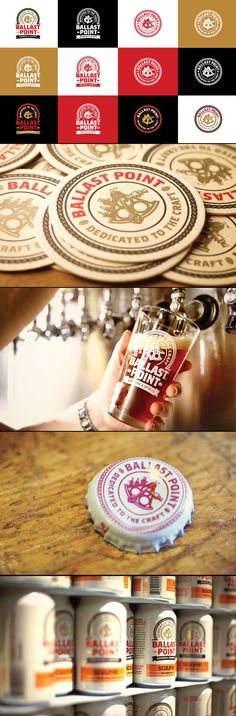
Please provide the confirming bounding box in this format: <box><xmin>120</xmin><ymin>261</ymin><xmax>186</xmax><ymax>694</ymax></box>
<box><xmin>108</xmin><ymin>306</ymin><xmax>199</xmax><ymax>429</ymax></box>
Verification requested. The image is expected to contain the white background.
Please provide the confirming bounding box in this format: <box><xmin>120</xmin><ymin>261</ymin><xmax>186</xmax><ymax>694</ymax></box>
<box><xmin>0</xmin><ymin>1</ymin><xmax>58</xmax><ymax>47</ymax></box>
<box><xmin>178</xmin><ymin>96</ymin><xmax>236</xmax><ymax>143</ymax></box>
<box><xmin>58</xmin><ymin>48</ymin><xmax>118</xmax><ymax>96</ymax></box>
<box><xmin>118</xmin><ymin>0</ymin><xmax>178</xmax><ymax>48</ymax></box>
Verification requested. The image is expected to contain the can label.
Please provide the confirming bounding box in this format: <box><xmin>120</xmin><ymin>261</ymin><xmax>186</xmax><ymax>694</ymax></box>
<box><xmin>80</xmin><ymin>610</ymin><xmax>124</xmax><ymax>683</ymax></box>
<box><xmin>80</xmin><ymin>666</ymin><xmax>124</xmax><ymax>682</ymax></box>
<box><xmin>178</xmin><ymin>621</ymin><xmax>209</xmax><ymax>674</ymax></box>
<box><xmin>218</xmin><ymin>577</ymin><xmax>236</xmax><ymax>605</ymax></box>
<box><xmin>221</xmin><ymin>624</ymin><xmax>236</xmax><ymax>669</ymax></box>
<box><xmin>55</xmin><ymin>609</ymin><xmax>74</xmax><ymax>658</ymax></box>
<box><xmin>135</xmin><ymin>615</ymin><xmax>176</xmax><ymax>679</ymax></box>
<box><xmin>145</xmin><ymin>706</ymin><xmax>173</xmax><ymax>716</ymax></box>
<box><xmin>126</xmin><ymin>615</ymin><xmax>134</xmax><ymax>677</ymax></box>
<box><xmin>133</xmin><ymin>576</ymin><xmax>175</xmax><ymax>599</ymax></box>
<box><xmin>74</xmin><ymin>576</ymin><xmax>130</xmax><ymax>593</ymax></box>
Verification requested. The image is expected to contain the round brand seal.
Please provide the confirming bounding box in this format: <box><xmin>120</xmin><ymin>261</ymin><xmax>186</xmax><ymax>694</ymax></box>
<box><xmin>146</xmin><ymin>706</ymin><xmax>172</xmax><ymax>716</ymax></box>
<box><xmin>134</xmin><ymin>105</ymin><xmax>162</xmax><ymax>133</ymax></box>
<box><xmin>194</xmin><ymin>10</ymin><xmax>222</xmax><ymax>37</ymax></box>
<box><xmin>86</xmin><ymin>457</ymin><xmax>194</xmax><ymax>552</ymax></box>
<box><xmin>142</xmin><ymin>143</ymin><xmax>236</xmax><ymax>215</ymax></box>
<box><xmin>194</xmin><ymin>58</ymin><xmax>223</xmax><ymax>86</ymax></box>
<box><xmin>141</xmin><ymin>330</ymin><xmax>177</xmax><ymax>374</ymax></box>
<box><xmin>134</xmin><ymin>10</ymin><xmax>162</xmax><ymax>37</ymax></box>
<box><xmin>134</xmin><ymin>58</ymin><xmax>162</xmax><ymax>86</ymax></box>
<box><xmin>49</xmin><ymin>161</ymin><xmax>206</xmax><ymax>264</ymax></box>
<box><xmin>194</xmin><ymin>105</ymin><xmax>222</xmax><ymax>133</ymax></box>
<box><xmin>17</xmin><ymin>9</ymin><xmax>40</xmax><ymax>25</ymax></box>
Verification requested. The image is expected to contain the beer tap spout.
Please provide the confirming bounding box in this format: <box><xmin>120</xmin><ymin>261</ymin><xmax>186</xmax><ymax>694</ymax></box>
<box><xmin>224</xmin><ymin>288</ymin><xmax>236</xmax><ymax>334</ymax></box>
<box><xmin>170</xmin><ymin>288</ymin><xmax>187</xmax><ymax>314</ymax></box>
<box><xmin>123</xmin><ymin>288</ymin><xmax>143</xmax><ymax>330</ymax></box>
<box><xmin>98</xmin><ymin>289</ymin><xmax>119</xmax><ymax>338</ymax></box>
<box><xmin>77</xmin><ymin>288</ymin><xmax>95</xmax><ymax>342</ymax></box>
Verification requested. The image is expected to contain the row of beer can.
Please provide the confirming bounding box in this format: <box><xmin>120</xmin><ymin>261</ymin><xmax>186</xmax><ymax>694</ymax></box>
<box><xmin>0</xmin><ymin>589</ymin><xmax>236</xmax><ymax>700</ymax></box>
<box><xmin>1</xmin><ymin>575</ymin><xmax>236</xmax><ymax>607</ymax></box>
<box><xmin>35</xmin><ymin>681</ymin><xmax>236</xmax><ymax>716</ymax></box>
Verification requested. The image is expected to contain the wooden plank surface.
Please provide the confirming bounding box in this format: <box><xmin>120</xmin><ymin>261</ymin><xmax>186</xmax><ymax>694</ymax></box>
<box><xmin>0</xmin><ymin>269</ymin><xmax>177</xmax><ymax>288</ymax></box>
<box><xmin>0</xmin><ymin>431</ymin><xmax>235</xmax><ymax>575</ymax></box>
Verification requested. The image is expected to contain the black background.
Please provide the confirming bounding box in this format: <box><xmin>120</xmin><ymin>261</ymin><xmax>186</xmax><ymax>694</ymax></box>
<box><xmin>118</xmin><ymin>96</ymin><xmax>178</xmax><ymax>143</ymax></box>
<box><xmin>58</xmin><ymin>0</ymin><xmax>118</xmax><ymax>47</ymax></box>
<box><xmin>1</xmin><ymin>97</ymin><xmax>58</xmax><ymax>143</ymax></box>
<box><xmin>179</xmin><ymin>49</ymin><xmax>235</xmax><ymax>95</ymax></box>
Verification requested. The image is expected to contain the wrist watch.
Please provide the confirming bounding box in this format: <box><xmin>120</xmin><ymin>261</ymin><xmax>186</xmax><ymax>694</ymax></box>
<box><xmin>77</xmin><ymin>399</ymin><xmax>98</xmax><ymax>431</ymax></box>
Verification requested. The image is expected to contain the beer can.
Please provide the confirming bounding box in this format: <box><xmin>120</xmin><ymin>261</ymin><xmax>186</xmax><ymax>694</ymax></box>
<box><xmin>2</xmin><ymin>591</ymin><xmax>55</xmax><ymax>701</ymax></box>
<box><xmin>126</xmin><ymin>606</ymin><xmax>134</xmax><ymax>686</ymax></box>
<box><xmin>42</xmin><ymin>711</ymin><xmax>74</xmax><ymax>716</ymax></box>
<box><xmin>75</xmin><ymin>696</ymin><xmax>133</xmax><ymax>716</ymax></box>
<box><xmin>0</xmin><ymin>576</ymin><xmax>71</xmax><ymax>589</ymax></box>
<box><xmin>0</xmin><ymin>593</ymin><xmax>13</xmax><ymax>698</ymax></box>
<box><xmin>76</xmin><ymin>597</ymin><xmax>127</xmax><ymax>694</ymax></box>
<box><xmin>213</xmin><ymin>576</ymin><xmax>236</xmax><ymax>608</ymax></box>
<box><xmin>212</xmin><ymin>680</ymin><xmax>236</xmax><ymax>716</ymax></box>
<box><xmin>134</xmin><ymin>605</ymin><xmax>177</xmax><ymax>686</ymax></box>
<box><xmin>177</xmin><ymin>612</ymin><xmax>213</xmax><ymax>680</ymax></box>
<box><xmin>176</xmin><ymin>577</ymin><xmax>212</xmax><ymax>607</ymax></box>
<box><xmin>213</xmin><ymin>615</ymin><xmax>236</xmax><ymax>676</ymax></box>
<box><xmin>73</xmin><ymin>577</ymin><xmax>131</xmax><ymax>596</ymax></box>
<box><xmin>134</xmin><ymin>689</ymin><xmax>176</xmax><ymax>716</ymax></box>
<box><xmin>132</xmin><ymin>576</ymin><xmax>176</xmax><ymax>602</ymax></box>
<box><xmin>177</xmin><ymin>685</ymin><xmax>212</xmax><ymax>715</ymax></box>
<box><xmin>54</xmin><ymin>595</ymin><xmax>74</xmax><ymax>695</ymax></box>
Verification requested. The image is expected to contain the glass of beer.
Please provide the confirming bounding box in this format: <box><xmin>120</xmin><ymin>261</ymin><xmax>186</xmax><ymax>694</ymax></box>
<box><xmin>108</xmin><ymin>306</ymin><xmax>200</xmax><ymax>429</ymax></box>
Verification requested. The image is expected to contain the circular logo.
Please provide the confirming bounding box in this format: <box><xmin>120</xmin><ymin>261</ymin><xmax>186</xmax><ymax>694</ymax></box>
<box><xmin>88</xmin><ymin>612</ymin><xmax>121</xmax><ymax>640</ymax></box>
<box><xmin>18</xmin><ymin>8</ymin><xmax>40</xmax><ymax>25</ymax></box>
<box><xmin>180</xmin><ymin>621</ymin><xmax>206</xmax><ymax>644</ymax></box>
<box><xmin>146</xmin><ymin>706</ymin><xmax>172</xmax><ymax>716</ymax></box>
<box><xmin>76</xmin><ymin>56</ymin><xmax>100</xmax><ymax>75</ymax></box>
<box><xmin>194</xmin><ymin>10</ymin><xmax>222</xmax><ymax>37</ymax></box>
<box><xmin>134</xmin><ymin>105</ymin><xmax>162</xmax><ymax>133</ymax></box>
<box><xmin>96</xmin><ymin>457</ymin><xmax>188</xmax><ymax>534</ymax></box>
<box><xmin>127</xmin><ymin>615</ymin><xmax>134</xmax><ymax>644</ymax></box>
<box><xmin>194</xmin><ymin>57</ymin><xmax>223</xmax><ymax>86</ymax></box>
<box><xmin>141</xmin><ymin>330</ymin><xmax>177</xmax><ymax>371</ymax></box>
<box><xmin>194</xmin><ymin>105</ymin><xmax>222</xmax><ymax>132</ymax></box>
<box><xmin>154</xmin><ymin>617</ymin><xmax>176</xmax><ymax>642</ymax></box>
<box><xmin>134</xmin><ymin>10</ymin><xmax>162</xmax><ymax>37</ymax></box>
<box><xmin>56</xmin><ymin>610</ymin><xmax>74</xmax><ymax>643</ymax></box>
<box><xmin>134</xmin><ymin>57</ymin><xmax>162</xmax><ymax>86</ymax></box>
<box><xmin>76</xmin><ymin>8</ymin><xmax>100</xmax><ymax>26</ymax></box>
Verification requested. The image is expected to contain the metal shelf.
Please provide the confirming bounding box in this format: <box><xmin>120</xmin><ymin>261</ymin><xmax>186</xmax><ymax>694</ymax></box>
<box><xmin>1</xmin><ymin>580</ymin><xmax>235</xmax><ymax>714</ymax></box>
<box><xmin>1</xmin><ymin>679</ymin><xmax>235</xmax><ymax>714</ymax></box>
<box><xmin>0</xmin><ymin>581</ymin><xmax>235</xmax><ymax>614</ymax></box>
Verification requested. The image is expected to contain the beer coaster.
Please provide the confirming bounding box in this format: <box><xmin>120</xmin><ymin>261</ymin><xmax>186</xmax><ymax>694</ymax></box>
<box><xmin>164</xmin><ymin>215</ymin><xmax>236</xmax><ymax>286</ymax></box>
<box><xmin>36</xmin><ymin>204</ymin><xmax>189</xmax><ymax>283</ymax></box>
<box><xmin>86</xmin><ymin>457</ymin><xmax>194</xmax><ymax>553</ymax></box>
<box><xmin>49</xmin><ymin>162</ymin><xmax>205</xmax><ymax>264</ymax></box>
<box><xmin>0</xmin><ymin>144</ymin><xmax>39</xmax><ymax>175</ymax></box>
<box><xmin>0</xmin><ymin>170</ymin><xmax>59</xmax><ymax>272</ymax></box>
<box><xmin>29</xmin><ymin>154</ymin><xmax>65</xmax><ymax>178</ymax></box>
<box><xmin>41</xmin><ymin>144</ymin><xmax>145</xmax><ymax>174</ymax></box>
<box><xmin>142</xmin><ymin>144</ymin><xmax>236</xmax><ymax>216</ymax></box>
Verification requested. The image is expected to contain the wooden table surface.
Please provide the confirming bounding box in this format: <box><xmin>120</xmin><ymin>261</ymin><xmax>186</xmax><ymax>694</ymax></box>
<box><xmin>1</xmin><ymin>431</ymin><xmax>235</xmax><ymax>576</ymax></box>
<box><xmin>0</xmin><ymin>269</ymin><xmax>177</xmax><ymax>288</ymax></box>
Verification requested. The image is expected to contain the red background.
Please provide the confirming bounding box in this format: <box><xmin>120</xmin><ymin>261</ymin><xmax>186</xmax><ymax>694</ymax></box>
<box><xmin>118</xmin><ymin>48</ymin><xmax>178</xmax><ymax>95</ymax></box>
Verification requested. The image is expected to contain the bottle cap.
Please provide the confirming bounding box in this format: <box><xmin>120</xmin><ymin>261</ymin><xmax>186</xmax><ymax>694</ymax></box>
<box><xmin>86</xmin><ymin>457</ymin><xmax>194</xmax><ymax>553</ymax></box>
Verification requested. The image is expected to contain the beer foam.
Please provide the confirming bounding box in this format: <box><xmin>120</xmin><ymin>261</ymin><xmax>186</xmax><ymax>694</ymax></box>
<box><xmin>128</xmin><ymin>331</ymin><xmax>191</xmax><ymax>352</ymax></box>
